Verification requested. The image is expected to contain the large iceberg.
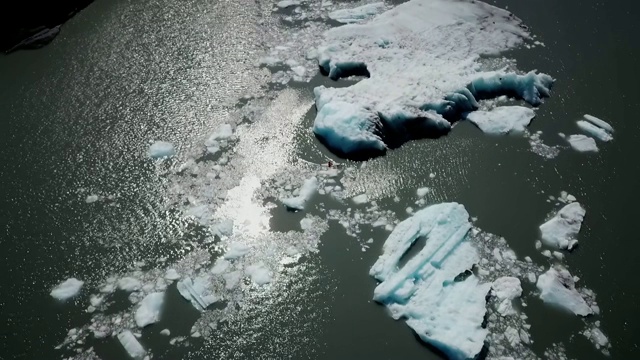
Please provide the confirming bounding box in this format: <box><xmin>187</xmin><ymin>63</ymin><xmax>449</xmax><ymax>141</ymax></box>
<box><xmin>370</xmin><ymin>203</ymin><xmax>490</xmax><ymax>360</ymax></box>
<box><xmin>50</xmin><ymin>278</ymin><xmax>84</xmax><ymax>301</ymax></box>
<box><xmin>537</xmin><ymin>266</ymin><xmax>593</xmax><ymax>316</ymax></box>
<box><xmin>539</xmin><ymin>202</ymin><xmax>585</xmax><ymax>250</ymax></box>
<box><xmin>313</xmin><ymin>0</ymin><xmax>554</xmax><ymax>159</ymax></box>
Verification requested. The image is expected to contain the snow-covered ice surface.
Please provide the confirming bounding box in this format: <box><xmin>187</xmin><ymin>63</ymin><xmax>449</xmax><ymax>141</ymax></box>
<box><xmin>539</xmin><ymin>202</ymin><xmax>586</xmax><ymax>250</ymax></box>
<box><xmin>148</xmin><ymin>141</ymin><xmax>176</xmax><ymax>159</ymax></box>
<box><xmin>50</xmin><ymin>278</ymin><xmax>84</xmax><ymax>301</ymax></box>
<box><xmin>567</xmin><ymin>134</ymin><xmax>598</xmax><ymax>152</ymax></box>
<box><xmin>466</xmin><ymin>106</ymin><xmax>536</xmax><ymax>135</ymax></box>
<box><xmin>328</xmin><ymin>2</ymin><xmax>386</xmax><ymax>24</ymax></box>
<box><xmin>312</xmin><ymin>0</ymin><xmax>553</xmax><ymax>159</ymax></box>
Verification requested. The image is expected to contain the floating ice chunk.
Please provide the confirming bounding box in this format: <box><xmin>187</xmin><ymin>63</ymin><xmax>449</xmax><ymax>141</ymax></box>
<box><xmin>135</xmin><ymin>292</ymin><xmax>164</xmax><ymax>328</ymax></box>
<box><xmin>148</xmin><ymin>141</ymin><xmax>175</xmax><ymax>159</ymax></box>
<box><xmin>160</xmin><ymin>329</ymin><xmax>171</xmax><ymax>336</ymax></box>
<box><xmin>118</xmin><ymin>277</ymin><xmax>142</xmax><ymax>292</ymax></box>
<box><xmin>352</xmin><ymin>193</ymin><xmax>369</xmax><ymax>204</ymax></box>
<box><xmin>466</xmin><ymin>106</ymin><xmax>535</xmax><ymax>135</ymax></box>
<box><xmin>206</xmin><ymin>124</ymin><xmax>233</xmax><ymax>144</ymax></box>
<box><xmin>212</xmin><ymin>219</ymin><xmax>234</xmax><ymax>238</ymax></box>
<box><xmin>492</xmin><ymin>277</ymin><xmax>522</xmax><ymax>316</ymax></box>
<box><xmin>567</xmin><ymin>134</ymin><xmax>598</xmax><ymax>152</ymax></box>
<box><xmin>85</xmin><ymin>195</ymin><xmax>99</xmax><ymax>203</ymax></box>
<box><xmin>416</xmin><ymin>187</ymin><xmax>429</xmax><ymax>197</ymax></box>
<box><xmin>211</xmin><ymin>258</ymin><xmax>230</xmax><ymax>274</ymax></box>
<box><xmin>223</xmin><ymin>271</ymin><xmax>243</xmax><ymax>290</ymax></box>
<box><xmin>313</xmin><ymin>0</ymin><xmax>553</xmax><ymax>159</ymax></box>
<box><xmin>291</xmin><ymin>65</ymin><xmax>306</xmax><ymax>77</ymax></box>
<box><xmin>177</xmin><ymin>276</ymin><xmax>218</xmax><ymax>311</ymax></box>
<box><xmin>370</xmin><ymin>202</ymin><xmax>490</xmax><ymax>360</ymax></box>
<box><xmin>300</xmin><ymin>217</ymin><xmax>313</xmax><ymax>230</ymax></box>
<box><xmin>245</xmin><ymin>263</ymin><xmax>272</xmax><ymax>285</ymax></box>
<box><xmin>328</xmin><ymin>2</ymin><xmax>386</xmax><ymax>24</ymax></box>
<box><xmin>583</xmin><ymin>114</ymin><xmax>614</xmax><ymax>133</ymax></box>
<box><xmin>584</xmin><ymin>326</ymin><xmax>609</xmax><ymax>350</ymax></box>
<box><xmin>277</xmin><ymin>0</ymin><xmax>300</xmax><ymax>8</ymax></box>
<box><xmin>259</xmin><ymin>56</ymin><xmax>282</xmax><ymax>66</ymax></box>
<box><xmin>224</xmin><ymin>242</ymin><xmax>250</xmax><ymax>259</ymax></box>
<box><xmin>89</xmin><ymin>294</ymin><xmax>103</xmax><ymax>307</ymax></box>
<box><xmin>50</xmin><ymin>278</ymin><xmax>84</xmax><ymax>301</ymax></box>
<box><xmin>117</xmin><ymin>330</ymin><xmax>146</xmax><ymax>359</ymax></box>
<box><xmin>165</xmin><ymin>269</ymin><xmax>181</xmax><ymax>281</ymax></box>
<box><xmin>577</xmin><ymin>120</ymin><xmax>613</xmax><ymax>142</ymax></box>
<box><xmin>281</xmin><ymin>177</ymin><xmax>318</xmax><ymax>211</ymax></box>
<box><xmin>539</xmin><ymin>202</ymin><xmax>585</xmax><ymax>250</ymax></box>
<box><xmin>536</xmin><ymin>266</ymin><xmax>593</xmax><ymax>316</ymax></box>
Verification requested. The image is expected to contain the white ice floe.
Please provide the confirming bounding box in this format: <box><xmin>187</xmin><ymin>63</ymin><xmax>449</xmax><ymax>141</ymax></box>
<box><xmin>118</xmin><ymin>277</ymin><xmax>142</xmax><ymax>292</ymax></box>
<box><xmin>583</xmin><ymin>326</ymin><xmax>610</xmax><ymax>353</ymax></box>
<box><xmin>352</xmin><ymin>193</ymin><xmax>369</xmax><ymax>204</ymax></box>
<box><xmin>245</xmin><ymin>263</ymin><xmax>273</xmax><ymax>285</ymax></box>
<box><xmin>85</xmin><ymin>194</ymin><xmax>99</xmax><ymax>203</ymax></box>
<box><xmin>313</xmin><ymin>0</ymin><xmax>553</xmax><ymax>158</ymax></box>
<box><xmin>539</xmin><ymin>202</ymin><xmax>585</xmax><ymax>250</ymax></box>
<box><xmin>277</xmin><ymin>0</ymin><xmax>300</xmax><ymax>8</ymax></box>
<box><xmin>328</xmin><ymin>2</ymin><xmax>386</xmax><ymax>24</ymax></box>
<box><xmin>117</xmin><ymin>330</ymin><xmax>146</xmax><ymax>359</ymax></box>
<box><xmin>177</xmin><ymin>276</ymin><xmax>219</xmax><ymax>311</ymax></box>
<box><xmin>205</xmin><ymin>123</ymin><xmax>234</xmax><ymax>153</ymax></box>
<box><xmin>576</xmin><ymin>120</ymin><xmax>613</xmax><ymax>142</ymax></box>
<box><xmin>135</xmin><ymin>292</ymin><xmax>164</xmax><ymax>328</ymax></box>
<box><xmin>567</xmin><ymin>134</ymin><xmax>598</xmax><ymax>152</ymax></box>
<box><xmin>536</xmin><ymin>266</ymin><xmax>593</xmax><ymax>316</ymax></box>
<box><xmin>50</xmin><ymin>278</ymin><xmax>84</xmax><ymax>301</ymax></box>
<box><xmin>492</xmin><ymin>277</ymin><xmax>522</xmax><ymax>316</ymax></box>
<box><xmin>281</xmin><ymin>176</ymin><xmax>318</xmax><ymax>210</ymax></box>
<box><xmin>164</xmin><ymin>268</ymin><xmax>181</xmax><ymax>281</ymax></box>
<box><xmin>148</xmin><ymin>141</ymin><xmax>176</xmax><ymax>159</ymax></box>
<box><xmin>466</xmin><ymin>106</ymin><xmax>536</xmax><ymax>135</ymax></box>
<box><xmin>416</xmin><ymin>187</ymin><xmax>429</xmax><ymax>197</ymax></box>
<box><xmin>583</xmin><ymin>114</ymin><xmax>614</xmax><ymax>133</ymax></box>
<box><xmin>370</xmin><ymin>202</ymin><xmax>490</xmax><ymax>360</ymax></box>
<box><xmin>224</xmin><ymin>242</ymin><xmax>250</xmax><ymax>259</ymax></box>
<box><xmin>212</xmin><ymin>219</ymin><xmax>234</xmax><ymax>238</ymax></box>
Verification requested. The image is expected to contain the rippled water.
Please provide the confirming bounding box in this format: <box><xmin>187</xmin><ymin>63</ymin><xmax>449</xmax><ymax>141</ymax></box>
<box><xmin>1</xmin><ymin>0</ymin><xmax>639</xmax><ymax>359</ymax></box>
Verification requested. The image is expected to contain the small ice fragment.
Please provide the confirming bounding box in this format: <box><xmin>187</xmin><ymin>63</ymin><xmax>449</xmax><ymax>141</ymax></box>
<box><xmin>223</xmin><ymin>271</ymin><xmax>243</xmax><ymax>290</ymax></box>
<box><xmin>584</xmin><ymin>326</ymin><xmax>609</xmax><ymax>349</ymax></box>
<box><xmin>466</xmin><ymin>106</ymin><xmax>536</xmax><ymax>134</ymax></box>
<box><xmin>148</xmin><ymin>141</ymin><xmax>175</xmax><ymax>159</ymax></box>
<box><xmin>576</xmin><ymin>120</ymin><xmax>613</xmax><ymax>142</ymax></box>
<box><xmin>89</xmin><ymin>294</ymin><xmax>103</xmax><ymax>307</ymax></box>
<box><xmin>224</xmin><ymin>243</ymin><xmax>250</xmax><ymax>259</ymax></box>
<box><xmin>567</xmin><ymin>134</ymin><xmax>598</xmax><ymax>152</ymax></box>
<box><xmin>165</xmin><ymin>269</ymin><xmax>181</xmax><ymax>281</ymax></box>
<box><xmin>536</xmin><ymin>266</ymin><xmax>593</xmax><ymax>316</ymax></box>
<box><xmin>160</xmin><ymin>329</ymin><xmax>171</xmax><ymax>336</ymax></box>
<box><xmin>245</xmin><ymin>263</ymin><xmax>272</xmax><ymax>285</ymax></box>
<box><xmin>492</xmin><ymin>277</ymin><xmax>522</xmax><ymax>316</ymax></box>
<box><xmin>527</xmin><ymin>272</ymin><xmax>536</xmax><ymax>283</ymax></box>
<box><xmin>118</xmin><ymin>277</ymin><xmax>142</xmax><ymax>292</ymax></box>
<box><xmin>135</xmin><ymin>292</ymin><xmax>164</xmax><ymax>328</ymax></box>
<box><xmin>416</xmin><ymin>187</ymin><xmax>429</xmax><ymax>197</ymax></box>
<box><xmin>300</xmin><ymin>217</ymin><xmax>313</xmax><ymax>231</ymax></box>
<box><xmin>85</xmin><ymin>195</ymin><xmax>99</xmax><ymax>203</ymax></box>
<box><xmin>277</xmin><ymin>0</ymin><xmax>300</xmax><ymax>8</ymax></box>
<box><xmin>291</xmin><ymin>66</ymin><xmax>306</xmax><ymax>77</ymax></box>
<box><xmin>50</xmin><ymin>278</ymin><xmax>84</xmax><ymax>301</ymax></box>
<box><xmin>117</xmin><ymin>330</ymin><xmax>146</xmax><ymax>359</ymax></box>
<box><xmin>429</xmin><ymin>173</ymin><xmax>436</xmax><ymax>179</ymax></box>
<box><xmin>328</xmin><ymin>2</ymin><xmax>386</xmax><ymax>24</ymax></box>
<box><xmin>539</xmin><ymin>202</ymin><xmax>585</xmax><ymax>250</ymax></box>
<box><xmin>206</xmin><ymin>124</ymin><xmax>233</xmax><ymax>146</ymax></box>
<box><xmin>281</xmin><ymin>177</ymin><xmax>318</xmax><ymax>211</ymax></box>
<box><xmin>583</xmin><ymin>114</ymin><xmax>614</xmax><ymax>133</ymax></box>
<box><xmin>259</xmin><ymin>56</ymin><xmax>281</xmax><ymax>66</ymax></box>
<box><xmin>177</xmin><ymin>276</ymin><xmax>218</xmax><ymax>311</ymax></box>
<box><xmin>352</xmin><ymin>194</ymin><xmax>369</xmax><ymax>204</ymax></box>
<box><xmin>210</xmin><ymin>258</ymin><xmax>230</xmax><ymax>274</ymax></box>
<box><xmin>552</xmin><ymin>251</ymin><xmax>564</xmax><ymax>260</ymax></box>
<box><xmin>212</xmin><ymin>219</ymin><xmax>234</xmax><ymax>238</ymax></box>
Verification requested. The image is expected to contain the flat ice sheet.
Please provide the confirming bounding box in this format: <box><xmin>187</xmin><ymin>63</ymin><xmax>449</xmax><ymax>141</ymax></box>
<box><xmin>466</xmin><ymin>106</ymin><xmax>536</xmax><ymax>134</ymax></box>
<box><xmin>567</xmin><ymin>134</ymin><xmax>598</xmax><ymax>152</ymax></box>
<box><xmin>539</xmin><ymin>202</ymin><xmax>585</xmax><ymax>250</ymax></box>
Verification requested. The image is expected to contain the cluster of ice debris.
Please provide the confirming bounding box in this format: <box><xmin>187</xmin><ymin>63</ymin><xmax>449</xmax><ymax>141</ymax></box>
<box><xmin>563</xmin><ymin>114</ymin><xmax>615</xmax><ymax>152</ymax></box>
<box><xmin>50</xmin><ymin>0</ymin><xmax>615</xmax><ymax>359</ymax></box>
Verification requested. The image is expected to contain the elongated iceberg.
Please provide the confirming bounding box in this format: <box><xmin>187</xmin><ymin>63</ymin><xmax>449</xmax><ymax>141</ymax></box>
<box><xmin>370</xmin><ymin>203</ymin><xmax>490</xmax><ymax>360</ymax></box>
<box><xmin>313</xmin><ymin>0</ymin><xmax>554</xmax><ymax>159</ymax></box>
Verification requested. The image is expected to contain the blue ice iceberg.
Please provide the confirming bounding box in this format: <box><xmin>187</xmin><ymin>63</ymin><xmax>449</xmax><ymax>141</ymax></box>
<box><xmin>370</xmin><ymin>203</ymin><xmax>490</xmax><ymax>360</ymax></box>
<box><xmin>312</xmin><ymin>0</ymin><xmax>554</xmax><ymax>159</ymax></box>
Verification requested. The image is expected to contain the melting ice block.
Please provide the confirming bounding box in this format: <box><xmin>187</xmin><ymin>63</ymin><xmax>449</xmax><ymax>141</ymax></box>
<box><xmin>281</xmin><ymin>177</ymin><xmax>318</xmax><ymax>211</ymax></box>
<box><xmin>370</xmin><ymin>203</ymin><xmax>490</xmax><ymax>360</ymax></box>
<box><xmin>492</xmin><ymin>277</ymin><xmax>522</xmax><ymax>316</ymax></box>
<box><xmin>50</xmin><ymin>278</ymin><xmax>84</xmax><ymax>301</ymax></box>
<box><xmin>537</xmin><ymin>266</ymin><xmax>593</xmax><ymax>316</ymax></box>
<box><xmin>148</xmin><ymin>141</ymin><xmax>175</xmax><ymax>159</ymax></box>
<box><xmin>313</xmin><ymin>0</ymin><xmax>554</xmax><ymax>159</ymax></box>
<box><xmin>328</xmin><ymin>2</ymin><xmax>386</xmax><ymax>24</ymax></box>
<box><xmin>539</xmin><ymin>202</ymin><xmax>585</xmax><ymax>250</ymax></box>
<box><xmin>466</xmin><ymin>106</ymin><xmax>535</xmax><ymax>135</ymax></box>
<box><xmin>567</xmin><ymin>134</ymin><xmax>598</xmax><ymax>152</ymax></box>
<box><xmin>177</xmin><ymin>276</ymin><xmax>218</xmax><ymax>311</ymax></box>
<box><xmin>135</xmin><ymin>292</ymin><xmax>164</xmax><ymax>328</ymax></box>
<box><xmin>117</xmin><ymin>330</ymin><xmax>146</xmax><ymax>359</ymax></box>
<box><xmin>577</xmin><ymin>120</ymin><xmax>613</xmax><ymax>142</ymax></box>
